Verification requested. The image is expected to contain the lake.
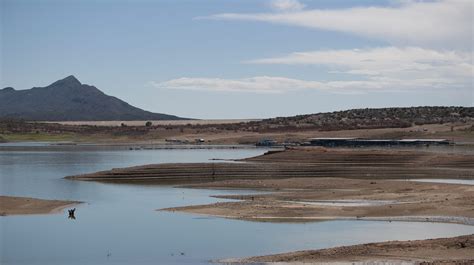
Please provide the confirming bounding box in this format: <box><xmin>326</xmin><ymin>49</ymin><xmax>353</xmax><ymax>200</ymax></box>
<box><xmin>1</xmin><ymin>144</ymin><xmax>474</xmax><ymax>265</ymax></box>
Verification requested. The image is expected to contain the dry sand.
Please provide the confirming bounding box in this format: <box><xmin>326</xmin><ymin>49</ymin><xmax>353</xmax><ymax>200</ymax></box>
<box><xmin>0</xmin><ymin>195</ymin><xmax>80</xmax><ymax>216</ymax></box>
<box><xmin>45</xmin><ymin>119</ymin><xmax>260</xmax><ymax>127</ymax></box>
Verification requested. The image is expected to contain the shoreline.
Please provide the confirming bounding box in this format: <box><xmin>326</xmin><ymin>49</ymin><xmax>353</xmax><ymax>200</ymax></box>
<box><xmin>67</xmin><ymin>147</ymin><xmax>474</xmax><ymax>182</ymax></box>
<box><xmin>2</xmin><ymin>140</ymin><xmax>474</xmax><ymax>149</ymax></box>
<box><xmin>0</xmin><ymin>142</ymin><xmax>261</xmax><ymax>152</ymax></box>
<box><xmin>0</xmin><ymin>195</ymin><xmax>81</xmax><ymax>216</ymax></box>
<box><xmin>165</xmin><ymin>210</ymin><xmax>474</xmax><ymax>226</ymax></box>
<box><xmin>68</xmin><ymin>148</ymin><xmax>474</xmax><ymax>225</ymax></box>
<box><xmin>221</xmin><ymin>234</ymin><xmax>474</xmax><ymax>264</ymax></box>
<box><xmin>161</xmin><ymin>177</ymin><xmax>474</xmax><ymax>225</ymax></box>
<box><xmin>64</xmin><ymin>147</ymin><xmax>474</xmax><ymax>263</ymax></box>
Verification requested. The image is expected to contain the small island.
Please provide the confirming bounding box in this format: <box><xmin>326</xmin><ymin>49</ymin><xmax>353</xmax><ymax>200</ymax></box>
<box><xmin>0</xmin><ymin>196</ymin><xmax>80</xmax><ymax>216</ymax></box>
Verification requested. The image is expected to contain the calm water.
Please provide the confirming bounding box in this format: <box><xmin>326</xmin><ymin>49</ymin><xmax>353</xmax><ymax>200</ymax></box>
<box><xmin>1</xmin><ymin>144</ymin><xmax>474</xmax><ymax>265</ymax></box>
<box><xmin>406</xmin><ymin>179</ymin><xmax>474</xmax><ymax>185</ymax></box>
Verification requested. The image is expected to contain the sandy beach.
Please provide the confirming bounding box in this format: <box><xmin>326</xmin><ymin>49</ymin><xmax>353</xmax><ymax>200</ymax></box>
<box><xmin>0</xmin><ymin>195</ymin><xmax>80</xmax><ymax>216</ymax></box>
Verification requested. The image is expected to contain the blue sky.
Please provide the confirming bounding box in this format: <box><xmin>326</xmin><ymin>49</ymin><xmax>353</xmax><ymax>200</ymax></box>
<box><xmin>1</xmin><ymin>0</ymin><xmax>472</xmax><ymax>119</ymax></box>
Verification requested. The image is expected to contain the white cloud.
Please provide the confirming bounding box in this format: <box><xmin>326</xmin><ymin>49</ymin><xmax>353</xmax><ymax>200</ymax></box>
<box><xmin>269</xmin><ymin>0</ymin><xmax>305</xmax><ymax>12</ymax></box>
<box><xmin>151</xmin><ymin>75</ymin><xmax>454</xmax><ymax>94</ymax></box>
<box><xmin>152</xmin><ymin>47</ymin><xmax>472</xmax><ymax>94</ymax></box>
<box><xmin>247</xmin><ymin>46</ymin><xmax>473</xmax><ymax>93</ymax></box>
<box><xmin>201</xmin><ymin>0</ymin><xmax>473</xmax><ymax>49</ymax></box>
<box><xmin>184</xmin><ymin>1</ymin><xmax>473</xmax><ymax>96</ymax></box>
<box><xmin>151</xmin><ymin>76</ymin><xmax>327</xmax><ymax>94</ymax></box>
<box><xmin>248</xmin><ymin>46</ymin><xmax>473</xmax><ymax>78</ymax></box>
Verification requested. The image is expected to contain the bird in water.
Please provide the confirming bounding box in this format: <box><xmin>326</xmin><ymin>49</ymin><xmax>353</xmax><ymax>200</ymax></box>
<box><xmin>68</xmin><ymin>208</ymin><xmax>76</xmax><ymax>219</ymax></box>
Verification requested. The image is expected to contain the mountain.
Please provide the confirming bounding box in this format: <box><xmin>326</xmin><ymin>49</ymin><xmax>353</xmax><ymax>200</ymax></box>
<box><xmin>0</xmin><ymin>75</ymin><xmax>186</xmax><ymax>121</ymax></box>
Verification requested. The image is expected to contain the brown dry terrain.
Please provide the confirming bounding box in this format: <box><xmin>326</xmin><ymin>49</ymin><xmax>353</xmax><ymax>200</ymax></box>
<box><xmin>185</xmin><ymin>122</ymin><xmax>474</xmax><ymax>145</ymax></box>
<box><xmin>1</xmin><ymin>122</ymin><xmax>473</xmax><ymax>145</ymax></box>
<box><xmin>67</xmin><ymin>148</ymin><xmax>474</xmax><ymax>183</ymax></box>
<box><xmin>1</xmin><ymin>106</ymin><xmax>474</xmax><ymax>145</ymax></box>
<box><xmin>0</xmin><ymin>195</ymin><xmax>80</xmax><ymax>216</ymax></box>
<box><xmin>49</xmin><ymin>119</ymin><xmax>261</xmax><ymax>127</ymax></box>
<box><xmin>224</xmin><ymin>234</ymin><xmax>474</xmax><ymax>264</ymax></box>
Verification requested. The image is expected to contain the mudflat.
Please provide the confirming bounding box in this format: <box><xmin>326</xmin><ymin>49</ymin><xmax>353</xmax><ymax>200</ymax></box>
<box><xmin>223</xmin><ymin>234</ymin><xmax>474</xmax><ymax>264</ymax></box>
<box><xmin>163</xmin><ymin>177</ymin><xmax>474</xmax><ymax>224</ymax></box>
<box><xmin>0</xmin><ymin>195</ymin><xmax>80</xmax><ymax>216</ymax></box>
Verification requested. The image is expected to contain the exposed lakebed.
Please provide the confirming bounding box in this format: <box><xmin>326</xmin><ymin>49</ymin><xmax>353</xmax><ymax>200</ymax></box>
<box><xmin>1</xmin><ymin>144</ymin><xmax>474</xmax><ymax>265</ymax></box>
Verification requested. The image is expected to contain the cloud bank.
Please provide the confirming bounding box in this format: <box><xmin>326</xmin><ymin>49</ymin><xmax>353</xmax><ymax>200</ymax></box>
<box><xmin>160</xmin><ymin>0</ymin><xmax>472</xmax><ymax>97</ymax></box>
<box><xmin>153</xmin><ymin>46</ymin><xmax>472</xmax><ymax>94</ymax></box>
<box><xmin>202</xmin><ymin>0</ymin><xmax>472</xmax><ymax>49</ymax></box>
<box><xmin>151</xmin><ymin>76</ymin><xmax>326</xmax><ymax>94</ymax></box>
<box><xmin>249</xmin><ymin>46</ymin><xmax>473</xmax><ymax>82</ymax></box>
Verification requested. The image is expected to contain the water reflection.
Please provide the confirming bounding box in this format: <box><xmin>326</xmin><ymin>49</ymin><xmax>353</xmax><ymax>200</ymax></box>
<box><xmin>405</xmin><ymin>179</ymin><xmax>474</xmax><ymax>185</ymax></box>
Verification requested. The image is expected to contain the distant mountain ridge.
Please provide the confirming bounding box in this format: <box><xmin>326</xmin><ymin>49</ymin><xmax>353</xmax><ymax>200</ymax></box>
<box><xmin>0</xmin><ymin>75</ymin><xmax>186</xmax><ymax>121</ymax></box>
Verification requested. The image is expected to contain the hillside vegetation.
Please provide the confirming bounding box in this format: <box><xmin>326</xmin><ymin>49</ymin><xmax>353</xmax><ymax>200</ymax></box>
<box><xmin>1</xmin><ymin>106</ymin><xmax>472</xmax><ymax>143</ymax></box>
<box><xmin>247</xmin><ymin>107</ymin><xmax>473</xmax><ymax>132</ymax></box>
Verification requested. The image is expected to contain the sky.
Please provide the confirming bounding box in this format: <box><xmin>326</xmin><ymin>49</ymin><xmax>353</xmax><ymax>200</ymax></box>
<box><xmin>1</xmin><ymin>0</ymin><xmax>473</xmax><ymax>119</ymax></box>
